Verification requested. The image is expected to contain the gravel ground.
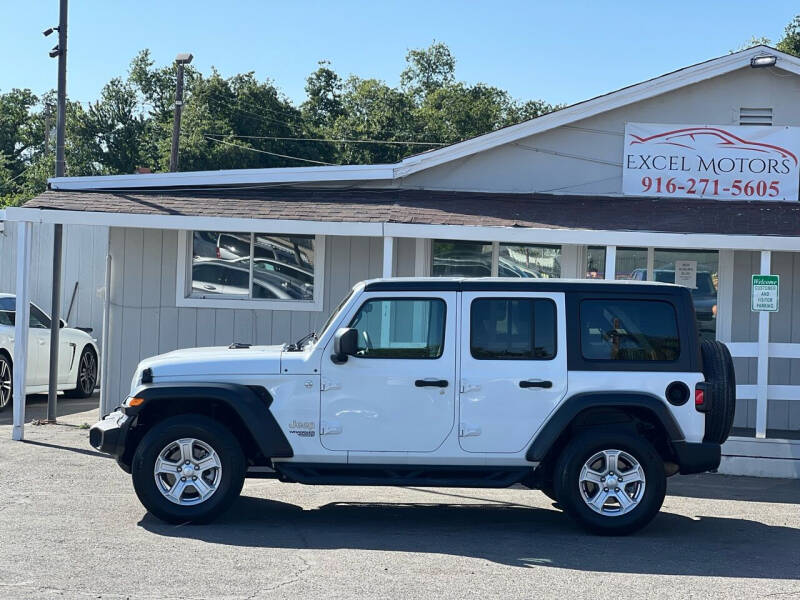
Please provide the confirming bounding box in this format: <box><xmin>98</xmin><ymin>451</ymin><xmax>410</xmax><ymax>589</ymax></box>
<box><xmin>0</xmin><ymin>399</ymin><xmax>799</xmax><ymax>599</ymax></box>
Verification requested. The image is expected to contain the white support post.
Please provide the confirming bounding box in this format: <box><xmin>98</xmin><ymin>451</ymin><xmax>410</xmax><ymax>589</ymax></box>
<box><xmin>414</xmin><ymin>238</ymin><xmax>428</xmax><ymax>277</ymax></box>
<box><xmin>604</xmin><ymin>246</ymin><xmax>617</xmax><ymax>280</ymax></box>
<box><xmin>646</xmin><ymin>247</ymin><xmax>655</xmax><ymax>281</ymax></box>
<box><xmin>716</xmin><ymin>249</ymin><xmax>734</xmax><ymax>343</ymax></box>
<box><xmin>755</xmin><ymin>250</ymin><xmax>771</xmax><ymax>439</ymax></box>
<box><xmin>490</xmin><ymin>241</ymin><xmax>499</xmax><ymax>277</ymax></box>
<box><xmin>12</xmin><ymin>221</ymin><xmax>32</xmax><ymax>441</ymax></box>
<box><xmin>560</xmin><ymin>244</ymin><xmax>581</xmax><ymax>278</ymax></box>
<box><xmin>382</xmin><ymin>236</ymin><xmax>394</xmax><ymax>278</ymax></box>
<box><xmin>99</xmin><ymin>254</ymin><xmax>112</xmax><ymax>416</ymax></box>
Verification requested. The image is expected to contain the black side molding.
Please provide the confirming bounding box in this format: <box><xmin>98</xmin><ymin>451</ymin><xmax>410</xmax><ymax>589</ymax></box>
<box><xmin>128</xmin><ymin>382</ymin><xmax>293</xmax><ymax>459</ymax></box>
<box><xmin>526</xmin><ymin>392</ymin><xmax>684</xmax><ymax>462</ymax></box>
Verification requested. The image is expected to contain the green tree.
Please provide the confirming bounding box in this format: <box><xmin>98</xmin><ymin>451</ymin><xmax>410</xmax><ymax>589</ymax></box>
<box><xmin>331</xmin><ymin>76</ymin><xmax>419</xmax><ymax>164</ymax></box>
<box><xmin>777</xmin><ymin>16</ymin><xmax>800</xmax><ymax>57</ymax></box>
<box><xmin>400</xmin><ymin>41</ymin><xmax>456</xmax><ymax>100</ymax></box>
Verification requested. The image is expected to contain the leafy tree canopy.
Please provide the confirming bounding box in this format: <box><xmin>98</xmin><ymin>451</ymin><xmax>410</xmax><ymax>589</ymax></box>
<box><xmin>9</xmin><ymin>18</ymin><xmax>800</xmax><ymax>209</ymax></box>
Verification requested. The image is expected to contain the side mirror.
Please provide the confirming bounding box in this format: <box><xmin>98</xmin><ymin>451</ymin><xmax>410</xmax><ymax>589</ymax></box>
<box><xmin>59</xmin><ymin>319</ymin><xmax>66</xmax><ymax>328</ymax></box>
<box><xmin>331</xmin><ymin>327</ymin><xmax>358</xmax><ymax>364</ymax></box>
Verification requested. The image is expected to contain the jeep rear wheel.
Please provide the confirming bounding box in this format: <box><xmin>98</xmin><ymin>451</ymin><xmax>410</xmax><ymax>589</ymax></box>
<box><xmin>131</xmin><ymin>414</ymin><xmax>245</xmax><ymax>523</ymax></box>
<box><xmin>553</xmin><ymin>430</ymin><xmax>665</xmax><ymax>535</ymax></box>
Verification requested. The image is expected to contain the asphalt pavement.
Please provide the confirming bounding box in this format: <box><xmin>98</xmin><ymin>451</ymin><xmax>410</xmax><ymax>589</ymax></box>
<box><xmin>0</xmin><ymin>400</ymin><xmax>798</xmax><ymax>599</ymax></box>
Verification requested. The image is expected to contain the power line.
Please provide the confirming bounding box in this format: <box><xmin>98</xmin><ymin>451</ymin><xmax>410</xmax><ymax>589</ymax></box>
<box><xmin>206</xmin><ymin>94</ymin><xmax>300</xmax><ymax>130</ymax></box>
<box><xmin>205</xmin><ymin>133</ymin><xmax>446</xmax><ymax>146</ymax></box>
<box><xmin>203</xmin><ymin>135</ymin><xmax>336</xmax><ymax>166</ymax></box>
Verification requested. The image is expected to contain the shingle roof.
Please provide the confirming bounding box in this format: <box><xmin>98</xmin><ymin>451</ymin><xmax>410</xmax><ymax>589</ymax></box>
<box><xmin>22</xmin><ymin>188</ymin><xmax>800</xmax><ymax>236</ymax></box>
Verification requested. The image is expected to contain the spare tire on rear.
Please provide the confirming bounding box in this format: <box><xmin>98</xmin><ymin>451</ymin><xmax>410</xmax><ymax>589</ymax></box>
<box><xmin>700</xmin><ymin>339</ymin><xmax>736</xmax><ymax>444</ymax></box>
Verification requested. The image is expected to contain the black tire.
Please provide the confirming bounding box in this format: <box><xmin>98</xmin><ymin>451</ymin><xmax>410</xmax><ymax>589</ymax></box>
<box><xmin>553</xmin><ymin>429</ymin><xmax>666</xmax><ymax>536</ymax></box>
<box><xmin>0</xmin><ymin>354</ymin><xmax>12</xmax><ymax>412</ymax></box>
<box><xmin>131</xmin><ymin>414</ymin><xmax>246</xmax><ymax>524</ymax></box>
<box><xmin>64</xmin><ymin>346</ymin><xmax>98</xmax><ymax>399</ymax></box>
<box><xmin>700</xmin><ymin>339</ymin><xmax>736</xmax><ymax>444</ymax></box>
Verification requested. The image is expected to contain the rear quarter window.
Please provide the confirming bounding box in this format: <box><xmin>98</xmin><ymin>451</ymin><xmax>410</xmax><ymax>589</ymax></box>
<box><xmin>579</xmin><ymin>299</ymin><xmax>679</xmax><ymax>361</ymax></box>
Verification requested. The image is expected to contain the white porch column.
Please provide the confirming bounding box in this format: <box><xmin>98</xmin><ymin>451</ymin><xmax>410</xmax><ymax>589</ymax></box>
<box><xmin>604</xmin><ymin>246</ymin><xmax>617</xmax><ymax>280</ymax></box>
<box><xmin>560</xmin><ymin>244</ymin><xmax>582</xmax><ymax>278</ymax></box>
<box><xmin>414</xmin><ymin>238</ymin><xmax>429</xmax><ymax>277</ymax></box>
<box><xmin>716</xmin><ymin>249</ymin><xmax>734</xmax><ymax>343</ymax></box>
<box><xmin>12</xmin><ymin>221</ymin><xmax>32</xmax><ymax>441</ymax></box>
<box><xmin>382</xmin><ymin>236</ymin><xmax>394</xmax><ymax>278</ymax></box>
<box><xmin>755</xmin><ymin>250</ymin><xmax>771</xmax><ymax>439</ymax></box>
<box><xmin>99</xmin><ymin>254</ymin><xmax>112</xmax><ymax>416</ymax></box>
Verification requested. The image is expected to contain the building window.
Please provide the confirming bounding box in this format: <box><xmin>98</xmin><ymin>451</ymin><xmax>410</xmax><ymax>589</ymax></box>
<box><xmin>431</xmin><ymin>240</ymin><xmax>561</xmax><ymax>278</ymax></box>
<box><xmin>580</xmin><ymin>299</ymin><xmax>680</xmax><ymax>361</ymax></box>
<box><xmin>653</xmin><ymin>249</ymin><xmax>718</xmax><ymax>341</ymax></box>
<box><xmin>499</xmin><ymin>244</ymin><xmax>561</xmax><ymax>278</ymax></box>
<box><xmin>348</xmin><ymin>298</ymin><xmax>446</xmax><ymax>359</ymax></box>
<box><xmin>432</xmin><ymin>240</ymin><xmax>493</xmax><ymax>277</ymax></box>
<box><xmin>470</xmin><ymin>298</ymin><xmax>556</xmax><ymax>360</ymax></box>
<box><xmin>178</xmin><ymin>231</ymin><xmax>324</xmax><ymax>310</ymax></box>
<box><xmin>585</xmin><ymin>246</ymin><xmax>606</xmax><ymax>279</ymax></box>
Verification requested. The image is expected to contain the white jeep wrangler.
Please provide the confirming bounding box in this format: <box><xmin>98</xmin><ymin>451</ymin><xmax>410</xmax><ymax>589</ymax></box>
<box><xmin>91</xmin><ymin>278</ymin><xmax>735</xmax><ymax>535</ymax></box>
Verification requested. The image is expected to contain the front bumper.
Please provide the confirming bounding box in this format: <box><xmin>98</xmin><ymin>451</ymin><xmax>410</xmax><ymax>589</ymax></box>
<box><xmin>89</xmin><ymin>410</ymin><xmax>132</xmax><ymax>469</ymax></box>
<box><xmin>673</xmin><ymin>441</ymin><xmax>721</xmax><ymax>474</ymax></box>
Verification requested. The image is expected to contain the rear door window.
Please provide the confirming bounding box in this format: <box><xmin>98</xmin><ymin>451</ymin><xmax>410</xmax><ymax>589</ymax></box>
<box><xmin>470</xmin><ymin>298</ymin><xmax>556</xmax><ymax>360</ymax></box>
<box><xmin>580</xmin><ymin>299</ymin><xmax>679</xmax><ymax>361</ymax></box>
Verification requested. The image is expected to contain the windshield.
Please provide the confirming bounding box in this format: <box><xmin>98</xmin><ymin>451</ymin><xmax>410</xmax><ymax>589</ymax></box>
<box><xmin>0</xmin><ymin>298</ymin><xmax>14</xmax><ymax>327</ymax></box>
<box><xmin>318</xmin><ymin>288</ymin><xmax>355</xmax><ymax>341</ymax></box>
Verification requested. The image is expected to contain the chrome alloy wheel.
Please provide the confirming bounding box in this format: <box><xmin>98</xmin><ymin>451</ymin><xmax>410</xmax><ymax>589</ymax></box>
<box><xmin>0</xmin><ymin>359</ymin><xmax>11</xmax><ymax>408</ymax></box>
<box><xmin>154</xmin><ymin>438</ymin><xmax>222</xmax><ymax>506</ymax></box>
<box><xmin>578</xmin><ymin>449</ymin><xmax>646</xmax><ymax>516</ymax></box>
<box><xmin>78</xmin><ymin>350</ymin><xmax>97</xmax><ymax>395</ymax></box>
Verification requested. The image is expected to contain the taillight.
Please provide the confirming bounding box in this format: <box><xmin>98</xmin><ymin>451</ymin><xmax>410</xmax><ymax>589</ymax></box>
<box><xmin>695</xmin><ymin>383</ymin><xmax>710</xmax><ymax>412</ymax></box>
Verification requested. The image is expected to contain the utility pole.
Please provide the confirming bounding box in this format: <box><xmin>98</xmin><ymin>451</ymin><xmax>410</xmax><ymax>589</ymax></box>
<box><xmin>169</xmin><ymin>53</ymin><xmax>193</xmax><ymax>172</ymax></box>
<box><xmin>43</xmin><ymin>0</ymin><xmax>68</xmax><ymax>422</ymax></box>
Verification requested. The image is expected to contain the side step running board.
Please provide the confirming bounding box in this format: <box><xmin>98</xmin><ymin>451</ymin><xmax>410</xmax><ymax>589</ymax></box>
<box><xmin>274</xmin><ymin>463</ymin><xmax>532</xmax><ymax>488</ymax></box>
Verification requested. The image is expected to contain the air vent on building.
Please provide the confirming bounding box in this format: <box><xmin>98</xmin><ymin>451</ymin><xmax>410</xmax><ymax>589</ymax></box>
<box><xmin>739</xmin><ymin>107</ymin><xmax>773</xmax><ymax>126</ymax></box>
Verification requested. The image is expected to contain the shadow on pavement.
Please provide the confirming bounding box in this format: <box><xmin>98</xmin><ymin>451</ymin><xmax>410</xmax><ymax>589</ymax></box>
<box><xmin>139</xmin><ymin>494</ymin><xmax>800</xmax><ymax>577</ymax></box>
<box><xmin>667</xmin><ymin>473</ymin><xmax>800</xmax><ymax>504</ymax></box>
<box><xmin>22</xmin><ymin>438</ymin><xmax>112</xmax><ymax>459</ymax></box>
<box><xmin>0</xmin><ymin>392</ymin><xmax>99</xmax><ymax>426</ymax></box>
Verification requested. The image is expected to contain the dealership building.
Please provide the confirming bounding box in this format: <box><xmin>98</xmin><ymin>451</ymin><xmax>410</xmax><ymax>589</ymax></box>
<box><xmin>3</xmin><ymin>45</ymin><xmax>800</xmax><ymax>477</ymax></box>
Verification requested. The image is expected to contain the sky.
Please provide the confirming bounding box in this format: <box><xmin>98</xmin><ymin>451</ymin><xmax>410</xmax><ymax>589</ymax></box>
<box><xmin>1</xmin><ymin>1</ymin><xmax>798</xmax><ymax>109</ymax></box>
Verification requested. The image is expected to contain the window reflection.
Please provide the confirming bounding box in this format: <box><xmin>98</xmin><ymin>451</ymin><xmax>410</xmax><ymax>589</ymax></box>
<box><xmin>499</xmin><ymin>244</ymin><xmax>560</xmax><ymax>278</ymax></box>
<box><xmin>431</xmin><ymin>240</ymin><xmax>492</xmax><ymax>277</ymax></box>
<box><xmin>190</xmin><ymin>231</ymin><xmax>314</xmax><ymax>301</ymax></box>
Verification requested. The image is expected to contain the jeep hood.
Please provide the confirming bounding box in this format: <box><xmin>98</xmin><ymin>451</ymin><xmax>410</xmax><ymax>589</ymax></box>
<box><xmin>136</xmin><ymin>345</ymin><xmax>285</xmax><ymax>380</ymax></box>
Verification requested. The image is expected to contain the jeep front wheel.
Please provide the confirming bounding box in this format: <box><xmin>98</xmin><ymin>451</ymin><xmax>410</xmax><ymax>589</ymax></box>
<box><xmin>131</xmin><ymin>414</ymin><xmax>246</xmax><ymax>523</ymax></box>
<box><xmin>553</xmin><ymin>430</ymin><xmax>666</xmax><ymax>535</ymax></box>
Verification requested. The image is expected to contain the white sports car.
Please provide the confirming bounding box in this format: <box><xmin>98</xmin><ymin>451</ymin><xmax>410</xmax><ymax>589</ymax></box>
<box><xmin>0</xmin><ymin>293</ymin><xmax>99</xmax><ymax>411</ymax></box>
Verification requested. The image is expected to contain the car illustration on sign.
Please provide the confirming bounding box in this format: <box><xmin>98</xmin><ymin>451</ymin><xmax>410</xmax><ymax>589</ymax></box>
<box><xmin>628</xmin><ymin>126</ymin><xmax>798</xmax><ymax>165</ymax></box>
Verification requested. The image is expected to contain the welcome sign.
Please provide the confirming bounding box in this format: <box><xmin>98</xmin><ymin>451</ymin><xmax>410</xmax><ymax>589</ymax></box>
<box><xmin>622</xmin><ymin>123</ymin><xmax>800</xmax><ymax>201</ymax></box>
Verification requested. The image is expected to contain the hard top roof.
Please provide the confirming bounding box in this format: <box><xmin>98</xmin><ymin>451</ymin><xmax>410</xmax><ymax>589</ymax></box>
<box><xmin>362</xmin><ymin>277</ymin><xmax>684</xmax><ymax>294</ymax></box>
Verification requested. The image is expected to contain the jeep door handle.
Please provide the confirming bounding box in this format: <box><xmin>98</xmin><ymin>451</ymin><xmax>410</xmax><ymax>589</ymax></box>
<box><xmin>519</xmin><ymin>379</ymin><xmax>552</xmax><ymax>389</ymax></box>
<box><xmin>415</xmin><ymin>379</ymin><xmax>449</xmax><ymax>388</ymax></box>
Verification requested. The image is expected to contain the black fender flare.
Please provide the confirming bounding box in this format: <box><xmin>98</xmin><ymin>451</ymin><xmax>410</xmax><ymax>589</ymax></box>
<box><xmin>526</xmin><ymin>392</ymin><xmax>684</xmax><ymax>463</ymax></box>
<box><xmin>127</xmin><ymin>382</ymin><xmax>293</xmax><ymax>459</ymax></box>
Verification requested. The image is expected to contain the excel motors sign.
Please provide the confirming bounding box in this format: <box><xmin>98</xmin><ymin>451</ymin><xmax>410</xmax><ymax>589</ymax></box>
<box><xmin>622</xmin><ymin>123</ymin><xmax>800</xmax><ymax>201</ymax></box>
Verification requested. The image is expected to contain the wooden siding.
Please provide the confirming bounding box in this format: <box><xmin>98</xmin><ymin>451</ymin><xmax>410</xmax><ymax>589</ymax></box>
<box><xmin>104</xmin><ymin>228</ymin><xmax>386</xmax><ymax>405</ymax></box>
<box><xmin>0</xmin><ymin>222</ymin><xmax>108</xmax><ymax>342</ymax></box>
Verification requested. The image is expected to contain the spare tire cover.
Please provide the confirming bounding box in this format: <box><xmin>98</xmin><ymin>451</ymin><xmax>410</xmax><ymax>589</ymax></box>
<box><xmin>700</xmin><ymin>339</ymin><xmax>736</xmax><ymax>444</ymax></box>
